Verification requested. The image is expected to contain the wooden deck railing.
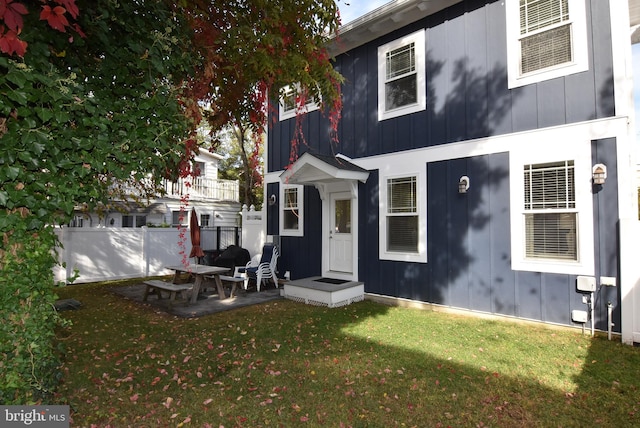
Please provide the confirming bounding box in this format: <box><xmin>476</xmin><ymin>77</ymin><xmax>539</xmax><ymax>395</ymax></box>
<box><xmin>161</xmin><ymin>177</ymin><xmax>239</xmax><ymax>202</ymax></box>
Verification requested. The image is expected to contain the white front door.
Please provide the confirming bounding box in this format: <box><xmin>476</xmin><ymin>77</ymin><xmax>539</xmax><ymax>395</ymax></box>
<box><xmin>329</xmin><ymin>193</ymin><xmax>353</xmax><ymax>273</ymax></box>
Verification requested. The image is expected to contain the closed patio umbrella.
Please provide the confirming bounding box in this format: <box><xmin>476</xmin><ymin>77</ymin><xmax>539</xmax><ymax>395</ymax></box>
<box><xmin>188</xmin><ymin>208</ymin><xmax>204</xmax><ymax>263</ymax></box>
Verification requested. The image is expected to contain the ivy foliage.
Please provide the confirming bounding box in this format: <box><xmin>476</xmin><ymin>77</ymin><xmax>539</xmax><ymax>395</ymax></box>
<box><xmin>0</xmin><ymin>0</ymin><xmax>195</xmax><ymax>403</ymax></box>
<box><xmin>1</xmin><ymin>0</ymin><xmax>342</xmax><ymax>404</ymax></box>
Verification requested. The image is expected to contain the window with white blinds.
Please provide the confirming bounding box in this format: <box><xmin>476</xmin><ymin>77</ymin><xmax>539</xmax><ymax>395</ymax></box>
<box><xmin>518</xmin><ymin>0</ymin><xmax>572</xmax><ymax>75</ymax></box>
<box><xmin>387</xmin><ymin>176</ymin><xmax>418</xmax><ymax>253</ymax></box>
<box><xmin>506</xmin><ymin>0</ymin><xmax>587</xmax><ymax>88</ymax></box>
<box><xmin>523</xmin><ymin>161</ymin><xmax>577</xmax><ymax>260</ymax></box>
<box><xmin>385</xmin><ymin>43</ymin><xmax>417</xmax><ymax>111</ymax></box>
<box><xmin>377</xmin><ymin>30</ymin><xmax>426</xmax><ymax>120</ymax></box>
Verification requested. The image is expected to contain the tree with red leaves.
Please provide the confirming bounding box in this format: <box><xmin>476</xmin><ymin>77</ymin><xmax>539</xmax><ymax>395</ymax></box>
<box><xmin>0</xmin><ymin>0</ymin><xmax>342</xmax><ymax>404</ymax></box>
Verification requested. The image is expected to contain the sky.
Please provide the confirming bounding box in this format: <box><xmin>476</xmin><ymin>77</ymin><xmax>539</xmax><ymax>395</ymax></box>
<box><xmin>337</xmin><ymin>0</ymin><xmax>390</xmax><ymax>26</ymax></box>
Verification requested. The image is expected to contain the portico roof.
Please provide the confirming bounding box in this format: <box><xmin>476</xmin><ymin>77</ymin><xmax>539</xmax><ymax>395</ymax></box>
<box><xmin>280</xmin><ymin>152</ymin><xmax>369</xmax><ymax>186</ymax></box>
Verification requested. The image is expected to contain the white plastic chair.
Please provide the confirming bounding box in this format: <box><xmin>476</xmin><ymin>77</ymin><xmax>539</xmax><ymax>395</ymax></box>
<box><xmin>238</xmin><ymin>244</ymin><xmax>279</xmax><ymax>291</ymax></box>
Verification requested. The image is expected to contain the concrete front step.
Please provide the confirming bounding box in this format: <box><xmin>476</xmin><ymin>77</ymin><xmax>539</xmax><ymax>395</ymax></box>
<box><xmin>283</xmin><ymin>276</ymin><xmax>364</xmax><ymax>308</ymax></box>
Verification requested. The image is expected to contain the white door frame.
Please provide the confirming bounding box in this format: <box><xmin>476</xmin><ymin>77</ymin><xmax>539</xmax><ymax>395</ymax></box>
<box><xmin>318</xmin><ymin>181</ymin><xmax>359</xmax><ymax>281</ymax></box>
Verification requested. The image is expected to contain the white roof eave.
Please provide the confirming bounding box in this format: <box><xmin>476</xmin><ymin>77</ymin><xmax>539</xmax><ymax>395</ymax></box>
<box><xmin>330</xmin><ymin>0</ymin><xmax>462</xmax><ymax>56</ymax></box>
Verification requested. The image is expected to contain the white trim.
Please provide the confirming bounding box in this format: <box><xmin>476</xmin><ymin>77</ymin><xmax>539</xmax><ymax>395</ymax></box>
<box><xmin>609</xmin><ymin>0</ymin><xmax>638</xmax><ymax>345</ymax></box>
<box><xmin>346</xmin><ymin>118</ymin><xmax>628</xmax><ymax>171</ymax></box>
<box><xmin>265</xmin><ymin>119</ymin><xmax>629</xmax><ymax>184</ymax></box>
<box><xmin>379</xmin><ymin>170</ymin><xmax>427</xmax><ymax>263</ymax></box>
<box><xmin>510</xmin><ymin>140</ymin><xmax>594</xmax><ymax>275</ymax></box>
<box><xmin>321</xmin><ymin>186</ymin><xmax>359</xmax><ymax>281</ymax></box>
<box><xmin>505</xmin><ymin>0</ymin><xmax>589</xmax><ymax>88</ymax></box>
<box><xmin>266</xmin><ymin>117</ymin><xmax>630</xmax><ymax>273</ymax></box>
<box><xmin>377</xmin><ymin>29</ymin><xmax>426</xmax><ymax>121</ymax></box>
<box><xmin>610</xmin><ymin>0</ymin><xmax>638</xmax><ymax>221</ymax></box>
<box><xmin>279</xmin><ymin>184</ymin><xmax>304</xmax><ymax>236</ymax></box>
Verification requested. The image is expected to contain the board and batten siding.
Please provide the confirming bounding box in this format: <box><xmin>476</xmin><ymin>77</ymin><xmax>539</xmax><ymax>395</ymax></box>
<box><xmin>357</xmin><ymin>144</ymin><xmax>619</xmax><ymax>331</ymax></box>
<box><xmin>268</xmin><ymin>0</ymin><xmax>615</xmax><ymax>172</ymax></box>
<box><xmin>263</xmin><ymin>0</ymin><xmax>627</xmax><ymax>332</ymax></box>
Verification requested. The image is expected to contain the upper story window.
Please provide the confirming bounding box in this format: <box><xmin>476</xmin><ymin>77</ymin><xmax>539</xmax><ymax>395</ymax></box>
<box><xmin>193</xmin><ymin>161</ymin><xmax>205</xmax><ymax>177</ymax></box>
<box><xmin>378</xmin><ymin>30</ymin><xmax>426</xmax><ymax>121</ymax></box>
<box><xmin>506</xmin><ymin>0</ymin><xmax>588</xmax><ymax>88</ymax></box>
<box><xmin>200</xmin><ymin>214</ymin><xmax>211</xmax><ymax>227</ymax></box>
<box><xmin>280</xmin><ymin>184</ymin><xmax>304</xmax><ymax>236</ymax></box>
<box><xmin>279</xmin><ymin>85</ymin><xmax>320</xmax><ymax>121</ymax></box>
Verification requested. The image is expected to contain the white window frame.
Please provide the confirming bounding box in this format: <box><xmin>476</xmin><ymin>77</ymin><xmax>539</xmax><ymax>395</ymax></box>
<box><xmin>523</xmin><ymin>160</ymin><xmax>578</xmax><ymax>261</ymax></box>
<box><xmin>279</xmin><ymin>85</ymin><xmax>320</xmax><ymax>121</ymax></box>
<box><xmin>377</xmin><ymin>29</ymin><xmax>426</xmax><ymax>121</ymax></box>
<box><xmin>171</xmin><ymin>210</ymin><xmax>188</xmax><ymax>228</ymax></box>
<box><xmin>510</xmin><ymin>138</ymin><xmax>594</xmax><ymax>275</ymax></box>
<box><xmin>505</xmin><ymin>0</ymin><xmax>588</xmax><ymax>89</ymax></box>
<box><xmin>379</xmin><ymin>171</ymin><xmax>427</xmax><ymax>263</ymax></box>
<box><xmin>280</xmin><ymin>184</ymin><xmax>304</xmax><ymax>236</ymax></box>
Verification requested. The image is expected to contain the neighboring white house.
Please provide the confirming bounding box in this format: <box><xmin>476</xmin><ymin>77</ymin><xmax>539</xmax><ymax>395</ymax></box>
<box><xmin>70</xmin><ymin>148</ymin><xmax>241</xmax><ymax>230</ymax></box>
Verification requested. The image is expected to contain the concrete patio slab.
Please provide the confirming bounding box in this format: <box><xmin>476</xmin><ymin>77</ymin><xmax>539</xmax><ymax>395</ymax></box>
<box><xmin>111</xmin><ymin>282</ymin><xmax>283</xmax><ymax>318</ymax></box>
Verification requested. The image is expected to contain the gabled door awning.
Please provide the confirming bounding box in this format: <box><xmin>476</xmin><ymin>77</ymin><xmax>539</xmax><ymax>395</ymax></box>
<box><xmin>280</xmin><ymin>152</ymin><xmax>369</xmax><ymax>186</ymax></box>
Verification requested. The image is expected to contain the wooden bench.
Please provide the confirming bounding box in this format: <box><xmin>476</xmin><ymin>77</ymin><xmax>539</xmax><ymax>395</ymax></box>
<box><xmin>143</xmin><ymin>280</ymin><xmax>193</xmax><ymax>306</ymax></box>
<box><xmin>206</xmin><ymin>275</ymin><xmax>245</xmax><ymax>298</ymax></box>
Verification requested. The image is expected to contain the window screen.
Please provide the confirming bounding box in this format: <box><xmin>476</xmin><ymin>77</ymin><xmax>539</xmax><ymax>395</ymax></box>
<box><xmin>283</xmin><ymin>187</ymin><xmax>299</xmax><ymax>231</ymax></box>
<box><xmin>385</xmin><ymin>43</ymin><xmax>418</xmax><ymax>111</ymax></box>
<box><xmin>523</xmin><ymin>160</ymin><xmax>577</xmax><ymax>260</ymax></box>
<box><xmin>387</xmin><ymin>176</ymin><xmax>418</xmax><ymax>252</ymax></box>
<box><xmin>519</xmin><ymin>0</ymin><xmax>572</xmax><ymax>74</ymax></box>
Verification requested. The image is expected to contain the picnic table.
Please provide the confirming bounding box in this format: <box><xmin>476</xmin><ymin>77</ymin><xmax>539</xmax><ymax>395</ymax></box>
<box><xmin>165</xmin><ymin>264</ymin><xmax>230</xmax><ymax>303</ymax></box>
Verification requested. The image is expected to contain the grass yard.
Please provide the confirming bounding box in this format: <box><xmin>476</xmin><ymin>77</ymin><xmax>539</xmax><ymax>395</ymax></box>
<box><xmin>54</xmin><ymin>280</ymin><xmax>640</xmax><ymax>427</ymax></box>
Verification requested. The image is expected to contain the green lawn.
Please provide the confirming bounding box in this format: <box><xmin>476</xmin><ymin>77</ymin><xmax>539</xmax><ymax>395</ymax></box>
<box><xmin>55</xmin><ymin>280</ymin><xmax>640</xmax><ymax>427</ymax></box>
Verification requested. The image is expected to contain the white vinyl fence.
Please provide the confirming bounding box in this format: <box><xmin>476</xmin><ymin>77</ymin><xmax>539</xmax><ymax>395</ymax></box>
<box><xmin>54</xmin><ymin>206</ymin><xmax>266</xmax><ymax>285</ymax></box>
<box><xmin>54</xmin><ymin>227</ymin><xmax>226</xmax><ymax>284</ymax></box>
<box><xmin>55</xmin><ymin>228</ymin><xmax>180</xmax><ymax>284</ymax></box>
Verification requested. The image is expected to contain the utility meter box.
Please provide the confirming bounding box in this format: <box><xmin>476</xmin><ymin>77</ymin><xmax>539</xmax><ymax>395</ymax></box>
<box><xmin>571</xmin><ymin>310</ymin><xmax>588</xmax><ymax>323</ymax></box>
<box><xmin>576</xmin><ymin>276</ymin><xmax>596</xmax><ymax>292</ymax></box>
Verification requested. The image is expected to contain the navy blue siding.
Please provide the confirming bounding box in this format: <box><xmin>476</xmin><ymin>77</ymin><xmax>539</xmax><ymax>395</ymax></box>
<box><xmin>357</xmin><ymin>153</ymin><xmax>517</xmax><ymax>316</ymax></box>
<box><xmin>354</xmin><ymin>150</ymin><xmax>619</xmax><ymax>327</ymax></box>
<box><xmin>591</xmin><ymin>138</ymin><xmax>620</xmax><ymax>332</ymax></box>
<box><xmin>268</xmin><ymin>0</ymin><xmax>621</xmax><ymax>330</ymax></box>
<box><xmin>277</xmin><ymin>185</ymin><xmax>323</xmax><ymax>280</ymax></box>
<box><xmin>268</xmin><ymin>0</ymin><xmax>614</xmax><ymax>172</ymax></box>
<box><xmin>265</xmin><ymin>182</ymin><xmax>279</xmax><ymax>236</ymax></box>
<box><xmin>358</xmin><ymin>170</ymin><xmax>381</xmax><ymax>294</ymax></box>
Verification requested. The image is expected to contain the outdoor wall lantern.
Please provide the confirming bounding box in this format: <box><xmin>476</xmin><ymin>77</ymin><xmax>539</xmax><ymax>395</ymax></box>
<box><xmin>268</xmin><ymin>194</ymin><xmax>277</xmax><ymax>206</ymax></box>
<box><xmin>592</xmin><ymin>164</ymin><xmax>607</xmax><ymax>185</ymax></box>
<box><xmin>458</xmin><ymin>176</ymin><xmax>470</xmax><ymax>194</ymax></box>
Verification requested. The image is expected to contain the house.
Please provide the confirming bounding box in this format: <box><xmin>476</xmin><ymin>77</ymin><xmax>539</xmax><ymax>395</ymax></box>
<box><xmin>70</xmin><ymin>148</ymin><xmax>241</xmax><ymax>231</ymax></box>
<box><xmin>264</xmin><ymin>0</ymin><xmax>640</xmax><ymax>343</ymax></box>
